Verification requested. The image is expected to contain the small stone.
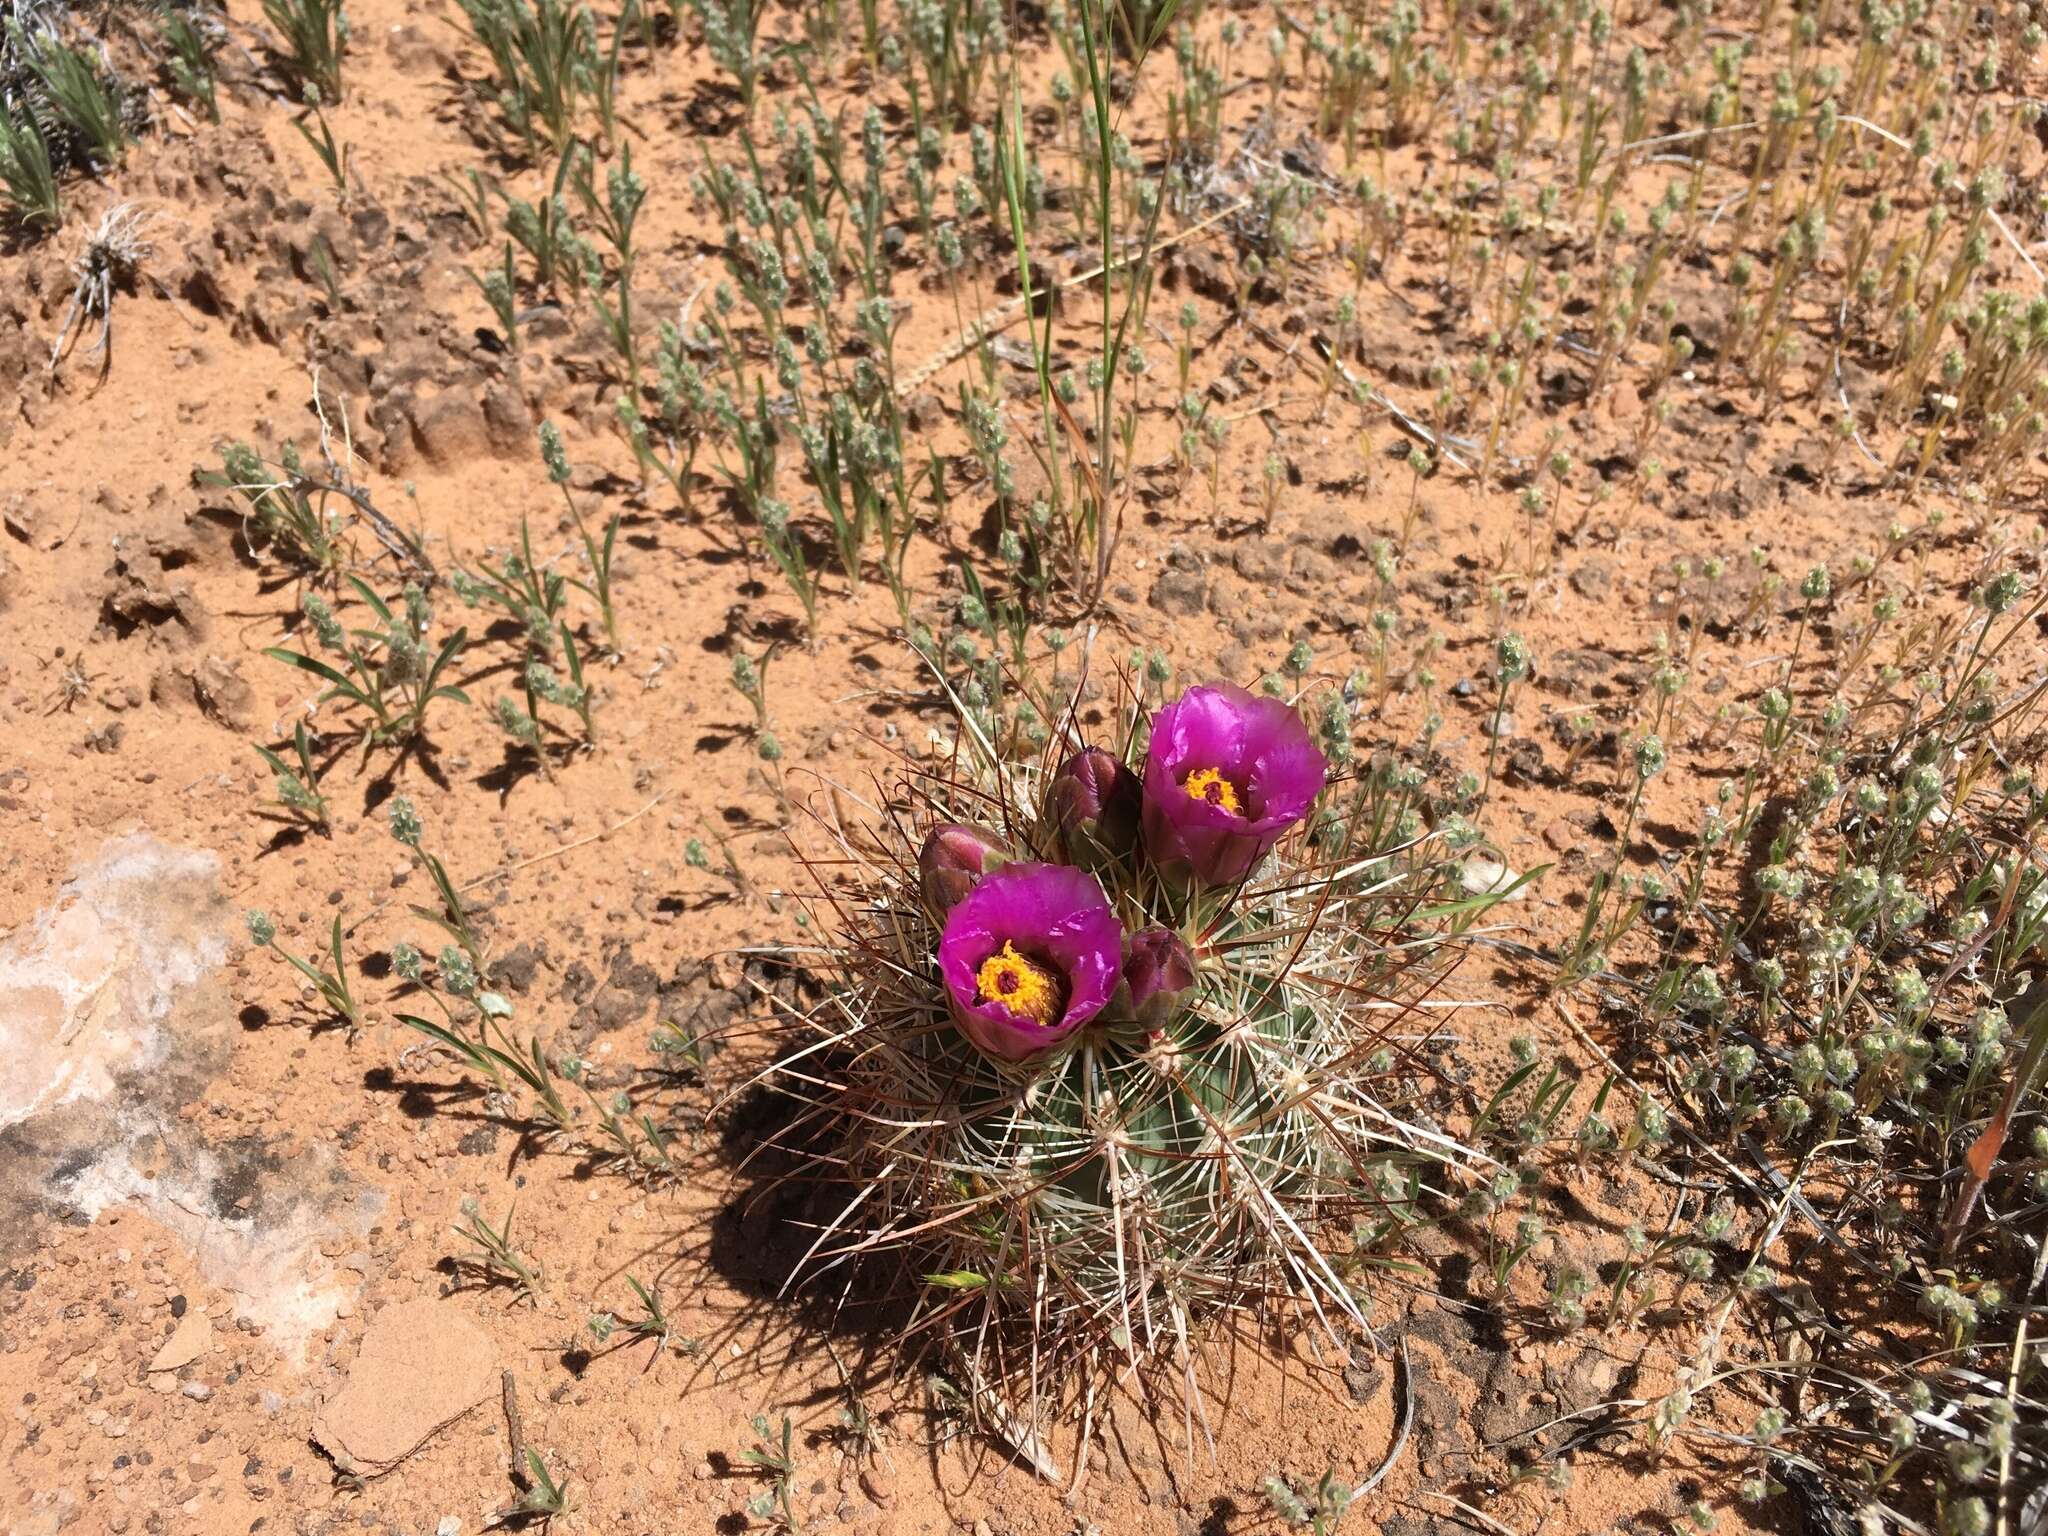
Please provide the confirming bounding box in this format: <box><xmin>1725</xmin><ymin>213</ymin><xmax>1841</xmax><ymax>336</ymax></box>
<box><xmin>149</xmin><ymin>1311</ymin><xmax>212</xmax><ymax>1374</ymax></box>
<box><xmin>1147</xmin><ymin>565</ymin><xmax>1208</xmax><ymax>618</ymax></box>
<box><xmin>408</xmin><ymin>391</ymin><xmax>493</xmax><ymax>469</ymax></box>
<box><xmin>180</xmin><ymin>1382</ymin><xmax>213</xmax><ymax>1401</ymax></box>
<box><xmin>1543</xmin><ymin>820</ymin><xmax>1575</xmax><ymax>853</ymax></box>
<box><xmin>1570</xmin><ymin>560</ymin><xmax>1614</xmax><ymax>600</ymax></box>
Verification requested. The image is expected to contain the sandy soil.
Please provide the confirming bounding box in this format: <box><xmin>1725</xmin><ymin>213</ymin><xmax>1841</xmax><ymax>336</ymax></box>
<box><xmin>3</xmin><ymin>0</ymin><xmax>2041</xmax><ymax>1532</ymax></box>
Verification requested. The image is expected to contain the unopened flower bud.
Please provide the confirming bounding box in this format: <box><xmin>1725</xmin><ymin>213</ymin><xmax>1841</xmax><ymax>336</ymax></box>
<box><xmin>1047</xmin><ymin>746</ymin><xmax>1140</xmax><ymax>858</ymax></box>
<box><xmin>918</xmin><ymin>823</ymin><xmax>1006</xmax><ymax>914</ymax></box>
<box><xmin>1118</xmin><ymin>926</ymin><xmax>1197</xmax><ymax>1029</ymax></box>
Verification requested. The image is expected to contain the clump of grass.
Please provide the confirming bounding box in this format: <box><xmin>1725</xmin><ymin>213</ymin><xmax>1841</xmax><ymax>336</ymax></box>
<box><xmin>14</xmin><ymin>26</ymin><xmax>126</xmax><ymax>168</ymax></box>
<box><xmin>0</xmin><ymin>95</ymin><xmax>62</xmax><ymax>231</ymax></box>
<box><xmin>457</xmin><ymin>0</ymin><xmax>598</xmax><ymax>159</ymax></box>
<box><xmin>160</xmin><ymin>8</ymin><xmax>221</xmax><ymax>121</ymax></box>
<box><xmin>262</xmin><ymin>0</ymin><xmax>348</xmax><ymax>103</ymax></box>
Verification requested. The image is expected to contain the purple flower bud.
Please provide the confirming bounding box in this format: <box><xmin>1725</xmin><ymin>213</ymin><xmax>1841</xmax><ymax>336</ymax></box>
<box><xmin>1118</xmin><ymin>926</ymin><xmax>1197</xmax><ymax>1031</ymax></box>
<box><xmin>1141</xmin><ymin>683</ymin><xmax>1328</xmax><ymax>886</ymax></box>
<box><xmin>1047</xmin><ymin>746</ymin><xmax>1141</xmax><ymax>859</ymax></box>
<box><xmin>918</xmin><ymin>823</ymin><xmax>1005</xmax><ymax>914</ymax></box>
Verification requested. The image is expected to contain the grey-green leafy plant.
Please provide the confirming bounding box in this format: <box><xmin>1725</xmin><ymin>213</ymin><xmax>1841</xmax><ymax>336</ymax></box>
<box><xmin>505</xmin><ymin>1449</ymin><xmax>571</xmax><ymax>1522</ymax></box>
<box><xmin>245</xmin><ymin>909</ymin><xmax>363</xmax><ymax>1033</ymax></box>
<box><xmin>387</xmin><ymin>795</ymin><xmax>489</xmax><ymax>980</ymax></box>
<box><xmin>468</xmin><ymin>244</ymin><xmax>521</xmax><ymax>349</ymax></box>
<box><xmin>289</xmin><ymin>84</ymin><xmax>349</xmax><ymax>195</ymax></box>
<box><xmin>206</xmin><ymin>441</ymin><xmax>348</xmax><ymax>573</ymax></box>
<box><xmin>252</xmin><ymin>720</ymin><xmax>329</xmax><ymax>829</ymax></box>
<box><xmin>160</xmin><ymin>9</ymin><xmax>220</xmax><ymax>121</ymax></box>
<box><xmin>265</xmin><ymin>581</ymin><xmax>470</xmax><ymax>754</ymax></box>
<box><xmin>539</xmin><ymin>421</ymin><xmax>622</xmax><ymax>654</ymax></box>
<box><xmin>740</xmin><ymin>1413</ymin><xmax>799</xmax><ymax>1532</ymax></box>
<box><xmin>449</xmin><ymin>1199</ymin><xmax>544</xmax><ymax>1303</ymax></box>
<box><xmin>1264</xmin><ymin>1468</ymin><xmax>1356</xmax><ymax>1534</ymax></box>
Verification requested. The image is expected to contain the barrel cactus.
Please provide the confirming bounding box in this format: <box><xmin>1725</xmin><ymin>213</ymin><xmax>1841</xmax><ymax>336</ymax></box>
<box><xmin>784</xmin><ymin>679</ymin><xmax>1490</xmax><ymax>1423</ymax></box>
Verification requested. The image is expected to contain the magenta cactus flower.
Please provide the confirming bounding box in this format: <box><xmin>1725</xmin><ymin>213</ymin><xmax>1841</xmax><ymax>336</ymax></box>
<box><xmin>936</xmin><ymin>862</ymin><xmax>1123</xmax><ymax>1061</ymax></box>
<box><xmin>1118</xmin><ymin>925</ymin><xmax>1197</xmax><ymax>1031</ymax></box>
<box><xmin>1046</xmin><ymin>745</ymin><xmax>1141</xmax><ymax>859</ymax></box>
<box><xmin>1141</xmin><ymin>683</ymin><xmax>1328</xmax><ymax>886</ymax></box>
<box><xmin>918</xmin><ymin>822</ymin><xmax>1006</xmax><ymax>914</ymax></box>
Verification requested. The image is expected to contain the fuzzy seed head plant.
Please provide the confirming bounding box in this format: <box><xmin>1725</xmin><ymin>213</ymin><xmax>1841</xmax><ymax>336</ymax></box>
<box><xmin>776</xmin><ymin>674</ymin><xmax>1495</xmax><ymax>1421</ymax></box>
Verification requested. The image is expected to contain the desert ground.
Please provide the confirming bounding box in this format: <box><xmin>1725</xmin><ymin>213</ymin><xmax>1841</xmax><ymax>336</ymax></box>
<box><xmin>2</xmin><ymin>0</ymin><xmax>2045</xmax><ymax>1533</ymax></box>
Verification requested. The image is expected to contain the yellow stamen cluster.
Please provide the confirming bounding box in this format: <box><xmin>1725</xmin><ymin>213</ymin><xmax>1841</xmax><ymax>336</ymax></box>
<box><xmin>974</xmin><ymin>942</ymin><xmax>1060</xmax><ymax>1027</ymax></box>
<box><xmin>1182</xmin><ymin>767</ymin><xmax>1244</xmax><ymax>816</ymax></box>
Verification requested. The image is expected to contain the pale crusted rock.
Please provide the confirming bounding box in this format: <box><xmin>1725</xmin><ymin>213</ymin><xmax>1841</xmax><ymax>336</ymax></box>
<box><xmin>148</xmin><ymin>1310</ymin><xmax>213</xmax><ymax>1374</ymax></box>
<box><xmin>312</xmin><ymin>1298</ymin><xmax>497</xmax><ymax>1476</ymax></box>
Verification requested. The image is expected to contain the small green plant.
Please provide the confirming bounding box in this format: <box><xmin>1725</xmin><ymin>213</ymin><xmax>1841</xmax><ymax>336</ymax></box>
<box><xmin>728</xmin><ymin>644</ymin><xmax>775</xmax><ymax>736</ymax></box>
<box><xmin>160</xmin><ymin>10</ymin><xmax>220</xmax><ymax>121</ymax></box>
<box><xmin>252</xmin><ymin>720</ymin><xmax>329</xmax><ymax>829</ymax></box>
<box><xmin>571</xmin><ymin>142</ymin><xmax>646</xmax><ymax>386</ymax></box>
<box><xmin>20</xmin><ymin>29</ymin><xmax>127</xmax><ymax>166</ymax></box>
<box><xmin>402</xmin><ymin>1009</ymin><xmax>584</xmax><ymax>1136</ymax></box>
<box><xmin>449</xmin><ymin>1199</ymin><xmax>544</xmax><ymax>1304</ymax></box>
<box><xmin>538</xmin><ymin>422</ymin><xmax>621</xmax><ymax>654</ymax></box>
<box><xmin>1264</xmin><ymin>1468</ymin><xmax>1356</xmax><ymax>1534</ymax></box>
<box><xmin>207</xmin><ymin>442</ymin><xmax>348</xmax><ymax>573</ymax></box>
<box><xmin>505</xmin><ymin>1448</ymin><xmax>571</xmax><ymax>1522</ymax></box>
<box><xmin>387</xmin><ymin>795</ymin><xmax>489</xmax><ymax>979</ymax></box>
<box><xmin>590</xmin><ymin>1274</ymin><xmax>674</xmax><ymax>1356</ymax></box>
<box><xmin>469</xmin><ymin>245</ymin><xmax>521</xmax><ymax>348</ymax></box>
<box><xmin>528</xmin><ymin>623</ymin><xmax>597</xmax><ymax>743</ymax></box>
<box><xmin>245</xmin><ymin>909</ymin><xmax>364</xmax><ymax>1032</ymax></box>
<box><xmin>1482</xmin><ymin>632</ymin><xmax>1530</xmax><ymax>797</ymax></box>
<box><xmin>754</xmin><ymin>499</ymin><xmax>817</xmax><ymax>642</ymax></box>
<box><xmin>262</xmin><ymin>0</ymin><xmax>348</xmax><ymax>102</ymax></box>
<box><xmin>740</xmin><ymin>1413</ymin><xmax>800</xmax><ymax>1532</ymax></box>
<box><xmin>0</xmin><ymin>97</ymin><xmax>61</xmax><ymax>231</ymax></box>
<box><xmin>266</xmin><ymin>583</ymin><xmax>470</xmax><ymax>754</ymax></box>
<box><xmin>290</xmin><ymin>85</ymin><xmax>349</xmax><ymax>195</ymax></box>
<box><xmin>453</xmin><ymin>516</ymin><xmax>568</xmax><ymax>663</ymax></box>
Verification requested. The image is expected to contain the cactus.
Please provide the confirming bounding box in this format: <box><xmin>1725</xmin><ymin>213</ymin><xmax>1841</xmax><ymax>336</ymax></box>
<box><xmin>779</xmin><ymin>682</ymin><xmax>1492</xmax><ymax>1418</ymax></box>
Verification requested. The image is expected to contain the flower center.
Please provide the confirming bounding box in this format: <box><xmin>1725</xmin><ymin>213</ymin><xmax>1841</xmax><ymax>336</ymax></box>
<box><xmin>1182</xmin><ymin>767</ymin><xmax>1244</xmax><ymax>816</ymax></box>
<box><xmin>975</xmin><ymin>942</ymin><xmax>1062</xmax><ymax>1027</ymax></box>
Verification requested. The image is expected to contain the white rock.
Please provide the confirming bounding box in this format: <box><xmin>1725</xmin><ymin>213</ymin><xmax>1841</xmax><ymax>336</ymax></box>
<box><xmin>1460</xmin><ymin>858</ymin><xmax>1527</xmax><ymax>899</ymax></box>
